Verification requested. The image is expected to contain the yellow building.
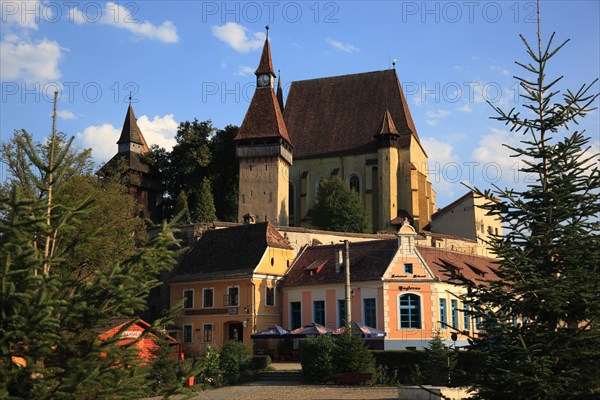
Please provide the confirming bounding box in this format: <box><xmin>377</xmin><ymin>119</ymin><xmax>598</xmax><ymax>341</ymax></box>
<box><xmin>169</xmin><ymin>222</ymin><xmax>294</xmax><ymax>355</ymax></box>
<box><xmin>428</xmin><ymin>191</ymin><xmax>502</xmax><ymax>257</ymax></box>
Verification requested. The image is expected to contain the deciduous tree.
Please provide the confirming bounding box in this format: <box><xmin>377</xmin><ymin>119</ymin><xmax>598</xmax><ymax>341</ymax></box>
<box><xmin>312</xmin><ymin>178</ymin><xmax>371</xmax><ymax>233</ymax></box>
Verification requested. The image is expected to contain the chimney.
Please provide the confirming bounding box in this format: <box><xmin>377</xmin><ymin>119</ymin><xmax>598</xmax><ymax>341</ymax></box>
<box><xmin>243</xmin><ymin>213</ymin><xmax>256</xmax><ymax>225</ymax></box>
<box><xmin>335</xmin><ymin>249</ymin><xmax>343</xmax><ymax>273</ymax></box>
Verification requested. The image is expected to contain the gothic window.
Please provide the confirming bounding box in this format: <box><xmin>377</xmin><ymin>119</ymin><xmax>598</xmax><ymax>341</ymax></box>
<box><xmin>348</xmin><ymin>174</ymin><xmax>360</xmax><ymax>193</ymax></box>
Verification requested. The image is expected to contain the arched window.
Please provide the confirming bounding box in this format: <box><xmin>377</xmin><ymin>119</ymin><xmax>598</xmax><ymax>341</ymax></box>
<box><xmin>348</xmin><ymin>174</ymin><xmax>360</xmax><ymax>193</ymax></box>
<box><xmin>399</xmin><ymin>294</ymin><xmax>421</xmax><ymax>329</ymax></box>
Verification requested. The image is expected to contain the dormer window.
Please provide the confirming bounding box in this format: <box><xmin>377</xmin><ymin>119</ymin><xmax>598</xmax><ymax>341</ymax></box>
<box><xmin>305</xmin><ymin>260</ymin><xmax>327</xmax><ymax>275</ymax></box>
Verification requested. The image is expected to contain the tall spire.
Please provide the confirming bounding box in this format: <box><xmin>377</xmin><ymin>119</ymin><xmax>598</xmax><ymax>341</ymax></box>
<box><xmin>255</xmin><ymin>25</ymin><xmax>276</xmax><ymax>77</ymax></box>
<box><xmin>117</xmin><ymin>103</ymin><xmax>149</xmax><ymax>154</ymax></box>
<box><xmin>276</xmin><ymin>69</ymin><xmax>284</xmax><ymax>113</ymax></box>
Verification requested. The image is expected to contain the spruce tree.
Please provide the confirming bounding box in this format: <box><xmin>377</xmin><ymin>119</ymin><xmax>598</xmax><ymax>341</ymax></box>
<box><xmin>174</xmin><ymin>190</ymin><xmax>192</xmax><ymax>224</ymax></box>
<box><xmin>195</xmin><ymin>177</ymin><xmax>217</xmax><ymax>223</ymax></box>
<box><xmin>450</xmin><ymin>4</ymin><xmax>600</xmax><ymax>399</ymax></box>
<box><xmin>332</xmin><ymin>327</ymin><xmax>376</xmax><ymax>376</ymax></box>
<box><xmin>0</xmin><ymin>94</ymin><xmax>179</xmax><ymax>399</ymax></box>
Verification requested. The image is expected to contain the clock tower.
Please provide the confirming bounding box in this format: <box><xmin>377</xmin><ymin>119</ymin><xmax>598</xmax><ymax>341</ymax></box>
<box><xmin>234</xmin><ymin>27</ymin><xmax>293</xmax><ymax>226</ymax></box>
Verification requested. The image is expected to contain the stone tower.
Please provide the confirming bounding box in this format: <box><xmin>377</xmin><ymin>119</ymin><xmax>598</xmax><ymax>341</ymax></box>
<box><xmin>234</xmin><ymin>28</ymin><xmax>293</xmax><ymax>226</ymax></box>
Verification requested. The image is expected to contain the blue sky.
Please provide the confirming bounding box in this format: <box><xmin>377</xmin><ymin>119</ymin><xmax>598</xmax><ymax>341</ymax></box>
<box><xmin>1</xmin><ymin>0</ymin><xmax>598</xmax><ymax>207</ymax></box>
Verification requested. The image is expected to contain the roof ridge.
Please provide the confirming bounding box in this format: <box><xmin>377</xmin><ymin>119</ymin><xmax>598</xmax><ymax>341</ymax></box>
<box><xmin>289</xmin><ymin>69</ymin><xmax>393</xmax><ymax>84</ymax></box>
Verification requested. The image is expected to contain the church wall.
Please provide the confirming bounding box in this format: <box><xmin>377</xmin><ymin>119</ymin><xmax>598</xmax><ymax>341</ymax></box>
<box><xmin>290</xmin><ymin>152</ymin><xmax>378</xmax><ymax>227</ymax></box>
<box><xmin>290</xmin><ymin>145</ymin><xmax>434</xmax><ymax>233</ymax></box>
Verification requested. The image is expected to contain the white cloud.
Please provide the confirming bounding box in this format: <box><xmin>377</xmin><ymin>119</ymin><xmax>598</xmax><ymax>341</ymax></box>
<box><xmin>77</xmin><ymin>123</ymin><xmax>121</xmax><ymax>162</ymax></box>
<box><xmin>211</xmin><ymin>22</ymin><xmax>265</xmax><ymax>52</ymax></box>
<box><xmin>136</xmin><ymin>114</ymin><xmax>178</xmax><ymax>151</ymax></box>
<box><xmin>457</xmin><ymin>104</ymin><xmax>473</xmax><ymax>113</ymax></box>
<box><xmin>425</xmin><ymin>120</ymin><xmax>438</xmax><ymax>127</ymax></box>
<box><xmin>425</xmin><ymin>109</ymin><xmax>451</xmax><ymax>119</ymax></box>
<box><xmin>422</xmin><ymin>137</ymin><xmax>459</xmax><ymax>165</ymax></box>
<box><xmin>70</xmin><ymin>2</ymin><xmax>178</xmax><ymax>43</ymax></box>
<box><xmin>421</xmin><ymin>137</ymin><xmax>460</xmax><ymax>198</ymax></box>
<box><xmin>0</xmin><ymin>37</ymin><xmax>62</xmax><ymax>83</ymax></box>
<box><xmin>76</xmin><ymin>114</ymin><xmax>178</xmax><ymax>162</ymax></box>
<box><xmin>472</xmin><ymin>127</ymin><xmax>524</xmax><ymax>185</ymax></box>
<box><xmin>0</xmin><ymin>0</ymin><xmax>43</xmax><ymax>30</ymax></box>
<box><xmin>56</xmin><ymin>109</ymin><xmax>77</xmax><ymax>119</ymax></box>
<box><xmin>326</xmin><ymin>37</ymin><xmax>359</xmax><ymax>53</ymax></box>
<box><xmin>236</xmin><ymin>65</ymin><xmax>255</xmax><ymax>76</ymax></box>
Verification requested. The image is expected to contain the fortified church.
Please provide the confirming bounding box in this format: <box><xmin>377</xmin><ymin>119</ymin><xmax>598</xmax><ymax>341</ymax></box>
<box><xmin>235</xmin><ymin>28</ymin><xmax>435</xmax><ymax>233</ymax></box>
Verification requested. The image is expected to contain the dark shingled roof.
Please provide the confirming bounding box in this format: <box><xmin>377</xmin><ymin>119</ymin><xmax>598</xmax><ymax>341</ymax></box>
<box><xmin>234</xmin><ymin>88</ymin><xmax>292</xmax><ymax>145</ymax></box>
<box><xmin>378</xmin><ymin>109</ymin><xmax>400</xmax><ymax>136</ymax></box>
<box><xmin>416</xmin><ymin>245</ymin><xmax>500</xmax><ymax>284</ymax></box>
<box><xmin>284</xmin><ymin>239</ymin><xmax>398</xmax><ymax>286</ymax></box>
<box><xmin>117</xmin><ymin>104</ymin><xmax>147</xmax><ymax>148</ymax></box>
<box><xmin>283</xmin><ymin>69</ymin><xmax>421</xmax><ymax>159</ymax></box>
<box><xmin>102</xmin><ymin>151</ymin><xmax>150</xmax><ymax>174</ymax></box>
<box><xmin>170</xmin><ymin>222</ymin><xmax>293</xmax><ymax>283</ymax></box>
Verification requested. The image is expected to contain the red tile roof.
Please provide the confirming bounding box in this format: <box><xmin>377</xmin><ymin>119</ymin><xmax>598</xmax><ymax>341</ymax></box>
<box><xmin>284</xmin><ymin>240</ymin><xmax>398</xmax><ymax>286</ymax></box>
<box><xmin>171</xmin><ymin>222</ymin><xmax>292</xmax><ymax>283</ymax></box>
<box><xmin>283</xmin><ymin>69</ymin><xmax>422</xmax><ymax>159</ymax></box>
<box><xmin>416</xmin><ymin>245</ymin><xmax>500</xmax><ymax>285</ymax></box>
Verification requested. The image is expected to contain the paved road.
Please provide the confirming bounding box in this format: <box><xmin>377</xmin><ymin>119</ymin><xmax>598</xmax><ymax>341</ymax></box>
<box><xmin>187</xmin><ymin>383</ymin><xmax>399</xmax><ymax>400</ymax></box>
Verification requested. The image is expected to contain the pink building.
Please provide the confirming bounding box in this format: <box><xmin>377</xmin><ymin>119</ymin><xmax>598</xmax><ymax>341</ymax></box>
<box><xmin>282</xmin><ymin>224</ymin><xmax>499</xmax><ymax>349</ymax></box>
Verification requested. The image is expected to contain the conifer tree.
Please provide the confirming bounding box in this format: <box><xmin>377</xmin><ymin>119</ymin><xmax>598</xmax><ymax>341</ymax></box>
<box><xmin>450</xmin><ymin>4</ymin><xmax>600</xmax><ymax>399</ymax></box>
<box><xmin>332</xmin><ymin>327</ymin><xmax>376</xmax><ymax>376</ymax></box>
<box><xmin>195</xmin><ymin>177</ymin><xmax>217</xmax><ymax>223</ymax></box>
<box><xmin>174</xmin><ymin>190</ymin><xmax>191</xmax><ymax>224</ymax></box>
<box><xmin>0</xmin><ymin>93</ymin><xmax>179</xmax><ymax>399</ymax></box>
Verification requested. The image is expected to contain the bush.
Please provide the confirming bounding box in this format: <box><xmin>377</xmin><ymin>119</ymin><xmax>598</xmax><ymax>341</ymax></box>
<box><xmin>300</xmin><ymin>335</ymin><xmax>336</xmax><ymax>383</ymax></box>
<box><xmin>371</xmin><ymin>350</ymin><xmax>428</xmax><ymax>385</ymax></box>
<box><xmin>220</xmin><ymin>341</ymin><xmax>252</xmax><ymax>385</ymax></box>
<box><xmin>198</xmin><ymin>345</ymin><xmax>223</xmax><ymax>387</ymax></box>
<box><xmin>250</xmin><ymin>355</ymin><xmax>271</xmax><ymax>371</ymax></box>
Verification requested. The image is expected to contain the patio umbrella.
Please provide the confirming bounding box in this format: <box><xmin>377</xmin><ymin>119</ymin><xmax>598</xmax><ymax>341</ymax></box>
<box><xmin>332</xmin><ymin>321</ymin><xmax>387</xmax><ymax>338</ymax></box>
<box><xmin>289</xmin><ymin>322</ymin><xmax>333</xmax><ymax>337</ymax></box>
<box><xmin>250</xmin><ymin>324</ymin><xmax>290</xmax><ymax>339</ymax></box>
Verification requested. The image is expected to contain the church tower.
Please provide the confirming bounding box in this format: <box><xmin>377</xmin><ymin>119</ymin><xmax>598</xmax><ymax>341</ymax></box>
<box><xmin>99</xmin><ymin>100</ymin><xmax>162</xmax><ymax>222</ymax></box>
<box><xmin>235</xmin><ymin>27</ymin><xmax>293</xmax><ymax>226</ymax></box>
